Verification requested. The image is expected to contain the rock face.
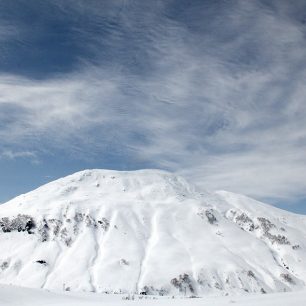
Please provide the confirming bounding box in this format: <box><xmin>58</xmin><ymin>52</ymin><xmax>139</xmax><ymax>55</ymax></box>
<box><xmin>0</xmin><ymin>169</ymin><xmax>305</xmax><ymax>296</ymax></box>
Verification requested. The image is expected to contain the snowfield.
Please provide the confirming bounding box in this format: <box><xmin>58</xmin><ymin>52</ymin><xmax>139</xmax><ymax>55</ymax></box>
<box><xmin>0</xmin><ymin>169</ymin><xmax>305</xmax><ymax>298</ymax></box>
<box><xmin>1</xmin><ymin>285</ymin><xmax>306</xmax><ymax>306</ymax></box>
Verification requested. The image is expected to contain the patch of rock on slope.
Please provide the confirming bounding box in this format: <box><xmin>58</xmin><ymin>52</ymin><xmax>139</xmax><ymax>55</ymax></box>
<box><xmin>0</xmin><ymin>169</ymin><xmax>305</xmax><ymax>296</ymax></box>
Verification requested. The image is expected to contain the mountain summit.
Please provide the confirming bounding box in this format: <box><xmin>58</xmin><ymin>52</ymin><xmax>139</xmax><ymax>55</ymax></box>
<box><xmin>0</xmin><ymin>169</ymin><xmax>305</xmax><ymax>295</ymax></box>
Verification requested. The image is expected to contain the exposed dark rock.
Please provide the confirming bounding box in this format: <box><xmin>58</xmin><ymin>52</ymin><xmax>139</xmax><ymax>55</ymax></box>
<box><xmin>281</xmin><ymin>273</ymin><xmax>295</xmax><ymax>284</ymax></box>
<box><xmin>257</xmin><ymin>217</ymin><xmax>275</xmax><ymax>233</ymax></box>
<box><xmin>141</xmin><ymin>286</ymin><xmax>168</xmax><ymax>296</ymax></box>
<box><xmin>265</xmin><ymin>232</ymin><xmax>290</xmax><ymax>245</ymax></box>
<box><xmin>60</xmin><ymin>227</ymin><xmax>72</xmax><ymax>246</ymax></box>
<box><xmin>247</xmin><ymin>270</ymin><xmax>256</xmax><ymax>278</ymax></box>
<box><xmin>48</xmin><ymin>218</ymin><xmax>62</xmax><ymax>236</ymax></box>
<box><xmin>0</xmin><ymin>215</ymin><xmax>36</xmax><ymax>234</ymax></box>
<box><xmin>72</xmin><ymin>211</ymin><xmax>110</xmax><ymax>232</ymax></box>
<box><xmin>157</xmin><ymin>287</ymin><xmax>168</xmax><ymax>296</ymax></box>
<box><xmin>98</xmin><ymin>218</ymin><xmax>110</xmax><ymax>231</ymax></box>
<box><xmin>171</xmin><ymin>273</ymin><xmax>195</xmax><ymax>294</ymax></box>
<box><xmin>234</xmin><ymin>213</ymin><xmax>255</xmax><ymax>232</ymax></box>
<box><xmin>85</xmin><ymin>215</ymin><xmax>97</xmax><ymax>227</ymax></box>
<box><xmin>205</xmin><ymin>209</ymin><xmax>217</xmax><ymax>224</ymax></box>
<box><xmin>257</xmin><ymin>217</ymin><xmax>290</xmax><ymax>245</ymax></box>
<box><xmin>0</xmin><ymin>261</ymin><xmax>9</xmax><ymax>270</ymax></box>
<box><xmin>0</xmin><ymin>217</ymin><xmax>10</xmax><ymax>232</ymax></box>
<box><xmin>74</xmin><ymin>212</ymin><xmax>84</xmax><ymax>223</ymax></box>
<box><xmin>214</xmin><ymin>282</ymin><xmax>222</xmax><ymax>290</ymax></box>
<box><xmin>38</xmin><ymin>219</ymin><xmax>49</xmax><ymax>242</ymax></box>
<box><xmin>25</xmin><ymin>219</ymin><xmax>36</xmax><ymax>234</ymax></box>
<box><xmin>140</xmin><ymin>286</ymin><xmax>152</xmax><ymax>295</ymax></box>
<box><xmin>261</xmin><ymin>288</ymin><xmax>266</xmax><ymax>294</ymax></box>
<box><xmin>119</xmin><ymin>259</ymin><xmax>129</xmax><ymax>266</ymax></box>
<box><xmin>35</xmin><ymin>260</ymin><xmax>47</xmax><ymax>265</ymax></box>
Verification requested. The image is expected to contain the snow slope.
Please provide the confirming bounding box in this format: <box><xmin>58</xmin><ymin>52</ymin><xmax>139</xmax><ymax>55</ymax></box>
<box><xmin>1</xmin><ymin>284</ymin><xmax>306</xmax><ymax>306</ymax></box>
<box><xmin>0</xmin><ymin>169</ymin><xmax>305</xmax><ymax>296</ymax></box>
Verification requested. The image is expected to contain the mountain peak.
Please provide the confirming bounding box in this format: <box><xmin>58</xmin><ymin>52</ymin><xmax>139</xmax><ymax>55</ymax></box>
<box><xmin>1</xmin><ymin>169</ymin><xmax>200</xmax><ymax>217</ymax></box>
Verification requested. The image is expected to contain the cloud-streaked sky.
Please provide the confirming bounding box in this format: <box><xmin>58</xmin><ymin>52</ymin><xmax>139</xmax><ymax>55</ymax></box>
<box><xmin>0</xmin><ymin>0</ymin><xmax>306</xmax><ymax>213</ymax></box>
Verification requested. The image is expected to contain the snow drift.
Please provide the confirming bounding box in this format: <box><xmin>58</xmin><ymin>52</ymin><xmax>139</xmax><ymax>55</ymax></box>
<box><xmin>0</xmin><ymin>169</ymin><xmax>305</xmax><ymax>296</ymax></box>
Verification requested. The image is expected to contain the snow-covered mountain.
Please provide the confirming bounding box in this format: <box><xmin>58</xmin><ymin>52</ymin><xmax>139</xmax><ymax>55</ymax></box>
<box><xmin>0</xmin><ymin>169</ymin><xmax>305</xmax><ymax>296</ymax></box>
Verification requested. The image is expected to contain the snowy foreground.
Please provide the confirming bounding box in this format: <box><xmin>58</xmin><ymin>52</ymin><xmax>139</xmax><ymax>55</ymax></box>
<box><xmin>1</xmin><ymin>285</ymin><xmax>306</xmax><ymax>306</ymax></box>
<box><xmin>0</xmin><ymin>169</ymin><xmax>306</xmax><ymax>297</ymax></box>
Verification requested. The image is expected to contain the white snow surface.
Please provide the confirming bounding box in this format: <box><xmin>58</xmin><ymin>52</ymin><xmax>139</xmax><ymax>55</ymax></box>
<box><xmin>0</xmin><ymin>169</ymin><xmax>305</xmax><ymax>297</ymax></box>
<box><xmin>1</xmin><ymin>284</ymin><xmax>306</xmax><ymax>306</ymax></box>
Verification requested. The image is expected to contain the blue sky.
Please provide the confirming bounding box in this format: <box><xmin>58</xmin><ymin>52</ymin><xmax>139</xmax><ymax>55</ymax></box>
<box><xmin>0</xmin><ymin>0</ymin><xmax>306</xmax><ymax>214</ymax></box>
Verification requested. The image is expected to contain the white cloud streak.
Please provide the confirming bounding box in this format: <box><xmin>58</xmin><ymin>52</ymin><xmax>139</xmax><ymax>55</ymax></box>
<box><xmin>0</xmin><ymin>0</ymin><xmax>306</xmax><ymax>202</ymax></box>
<box><xmin>0</xmin><ymin>150</ymin><xmax>37</xmax><ymax>160</ymax></box>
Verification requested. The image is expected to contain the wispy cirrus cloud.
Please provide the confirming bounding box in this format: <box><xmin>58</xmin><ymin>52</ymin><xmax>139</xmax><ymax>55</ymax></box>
<box><xmin>0</xmin><ymin>0</ymin><xmax>306</xmax><ymax>203</ymax></box>
<box><xmin>0</xmin><ymin>150</ymin><xmax>37</xmax><ymax>161</ymax></box>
